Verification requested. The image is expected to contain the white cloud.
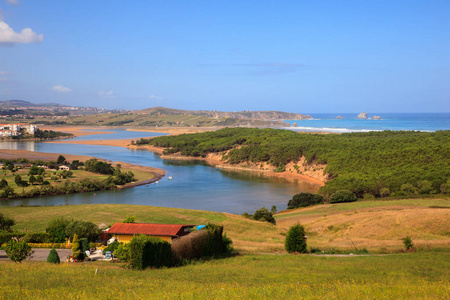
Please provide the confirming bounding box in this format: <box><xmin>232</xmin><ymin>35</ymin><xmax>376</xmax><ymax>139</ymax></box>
<box><xmin>51</xmin><ymin>85</ymin><xmax>72</xmax><ymax>93</ymax></box>
<box><xmin>5</xmin><ymin>0</ymin><xmax>20</xmax><ymax>5</ymax></box>
<box><xmin>0</xmin><ymin>71</ymin><xmax>8</xmax><ymax>75</ymax></box>
<box><xmin>148</xmin><ymin>95</ymin><xmax>163</xmax><ymax>100</ymax></box>
<box><xmin>0</xmin><ymin>77</ymin><xmax>9</xmax><ymax>81</ymax></box>
<box><xmin>0</xmin><ymin>20</ymin><xmax>43</xmax><ymax>44</ymax></box>
<box><xmin>99</xmin><ymin>90</ymin><xmax>115</xmax><ymax>97</ymax></box>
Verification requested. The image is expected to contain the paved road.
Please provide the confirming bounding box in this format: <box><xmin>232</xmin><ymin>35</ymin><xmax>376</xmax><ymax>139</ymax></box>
<box><xmin>0</xmin><ymin>249</ymin><xmax>72</xmax><ymax>262</ymax></box>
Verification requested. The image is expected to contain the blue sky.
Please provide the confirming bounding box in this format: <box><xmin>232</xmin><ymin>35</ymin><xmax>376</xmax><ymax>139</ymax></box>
<box><xmin>0</xmin><ymin>1</ymin><xmax>449</xmax><ymax>113</ymax></box>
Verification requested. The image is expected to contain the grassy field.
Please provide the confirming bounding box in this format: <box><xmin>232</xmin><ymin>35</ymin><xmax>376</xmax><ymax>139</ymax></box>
<box><xmin>0</xmin><ymin>167</ymin><xmax>154</xmax><ymax>195</ymax></box>
<box><xmin>275</xmin><ymin>198</ymin><xmax>450</xmax><ymax>251</ymax></box>
<box><xmin>0</xmin><ymin>252</ymin><xmax>448</xmax><ymax>299</ymax></box>
<box><xmin>1</xmin><ymin>198</ymin><xmax>449</xmax><ymax>253</ymax></box>
<box><xmin>0</xmin><ymin>169</ymin><xmax>109</xmax><ymax>193</ymax></box>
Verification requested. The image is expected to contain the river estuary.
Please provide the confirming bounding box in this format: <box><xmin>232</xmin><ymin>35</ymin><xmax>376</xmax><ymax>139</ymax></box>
<box><xmin>0</xmin><ymin>129</ymin><xmax>320</xmax><ymax>214</ymax></box>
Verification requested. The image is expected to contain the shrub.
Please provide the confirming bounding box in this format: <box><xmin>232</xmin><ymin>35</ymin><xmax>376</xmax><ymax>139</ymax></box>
<box><xmin>329</xmin><ymin>190</ymin><xmax>357</xmax><ymax>203</ymax></box>
<box><xmin>287</xmin><ymin>193</ymin><xmax>324</xmax><ymax>209</ymax></box>
<box><xmin>171</xmin><ymin>224</ymin><xmax>233</xmax><ymax>263</ymax></box>
<box><xmin>417</xmin><ymin>180</ymin><xmax>433</xmax><ymax>194</ymax></box>
<box><xmin>285</xmin><ymin>224</ymin><xmax>307</xmax><ymax>254</ymax></box>
<box><xmin>22</xmin><ymin>232</ymin><xmax>51</xmax><ymax>243</ymax></box>
<box><xmin>402</xmin><ymin>236</ymin><xmax>414</xmax><ymax>251</ymax></box>
<box><xmin>0</xmin><ymin>232</ymin><xmax>25</xmax><ymax>244</ymax></box>
<box><xmin>47</xmin><ymin>248</ymin><xmax>60</xmax><ymax>264</ymax></box>
<box><xmin>115</xmin><ymin>243</ymin><xmax>131</xmax><ymax>262</ymax></box>
<box><xmin>363</xmin><ymin>193</ymin><xmax>375</xmax><ymax>199</ymax></box>
<box><xmin>0</xmin><ymin>213</ymin><xmax>15</xmax><ymax>232</ymax></box>
<box><xmin>71</xmin><ymin>234</ymin><xmax>84</xmax><ymax>261</ymax></box>
<box><xmin>202</xmin><ymin>224</ymin><xmax>233</xmax><ymax>258</ymax></box>
<box><xmin>129</xmin><ymin>235</ymin><xmax>172</xmax><ymax>270</ymax></box>
<box><xmin>4</xmin><ymin>240</ymin><xmax>33</xmax><ymax>263</ymax></box>
<box><xmin>441</xmin><ymin>179</ymin><xmax>450</xmax><ymax>194</ymax></box>
<box><xmin>79</xmin><ymin>238</ymin><xmax>89</xmax><ymax>253</ymax></box>
<box><xmin>252</xmin><ymin>207</ymin><xmax>276</xmax><ymax>224</ymax></box>
<box><xmin>274</xmin><ymin>164</ymin><xmax>286</xmax><ymax>172</ymax></box>
<box><xmin>122</xmin><ymin>216</ymin><xmax>136</xmax><ymax>223</ymax></box>
<box><xmin>171</xmin><ymin>230</ymin><xmax>209</xmax><ymax>261</ymax></box>
<box><xmin>102</xmin><ymin>240</ymin><xmax>120</xmax><ymax>255</ymax></box>
<box><xmin>400</xmin><ymin>183</ymin><xmax>416</xmax><ymax>196</ymax></box>
<box><xmin>380</xmin><ymin>187</ymin><xmax>390</xmax><ymax>197</ymax></box>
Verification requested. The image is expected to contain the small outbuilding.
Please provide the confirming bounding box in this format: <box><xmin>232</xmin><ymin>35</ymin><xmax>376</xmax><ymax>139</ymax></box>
<box><xmin>106</xmin><ymin>223</ymin><xmax>196</xmax><ymax>244</ymax></box>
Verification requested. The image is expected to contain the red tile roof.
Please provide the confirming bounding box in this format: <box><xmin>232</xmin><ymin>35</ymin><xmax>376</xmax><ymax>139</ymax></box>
<box><xmin>108</xmin><ymin>223</ymin><xmax>195</xmax><ymax>237</ymax></box>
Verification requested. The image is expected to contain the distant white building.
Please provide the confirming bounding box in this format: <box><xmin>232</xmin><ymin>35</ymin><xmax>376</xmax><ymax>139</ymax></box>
<box><xmin>0</xmin><ymin>123</ymin><xmax>37</xmax><ymax>137</ymax></box>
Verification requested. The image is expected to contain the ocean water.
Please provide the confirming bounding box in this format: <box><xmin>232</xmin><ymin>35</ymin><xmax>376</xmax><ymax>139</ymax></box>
<box><xmin>283</xmin><ymin>113</ymin><xmax>450</xmax><ymax>133</ymax></box>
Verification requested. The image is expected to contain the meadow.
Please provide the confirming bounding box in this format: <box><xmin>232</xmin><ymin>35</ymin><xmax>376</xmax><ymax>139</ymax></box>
<box><xmin>1</xmin><ymin>199</ymin><xmax>449</xmax><ymax>299</ymax></box>
<box><xmin>0</xmin><ymin>252</ymin><xmax>448</xmax><ymax>299</ymax></box>
<box><xmin>2</xmin><ymin>198</ymin><xmax>449</xmax><ymax>253</ymax></box>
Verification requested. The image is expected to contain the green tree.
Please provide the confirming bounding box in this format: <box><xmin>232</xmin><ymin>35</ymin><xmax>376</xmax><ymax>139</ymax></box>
<box><xmin>57</xmin><ymin>155</ymin><xmax>67</xmax><ymax>165</ymax></box>
<box><xmin>71</xmin><ymin>234</ymin><xmax>84</xmax><ymax>261</ymax></box>
<box><xmin>288</xmin><ymin>193</ymin><xmax>324</xmax><ymax>209</ymax></box>
<box><xmin>417</xmin><ymin>180</ymin><xmax>433</xmax><ymax>195</ymax></box>
<box><xmin>285</xmin><ymin>224</ymin><xmax>307</xmax><ymax>254</ymax></box>
<box><xmin>400</xmin><ymin>183</ymin><xmax>416</xmax><ymax>196</ymax></box>
<box><xmin>329</xmin><ymin>190</ymin><xmax>357</xmax><ymax>203</ymax></box>
<box><xmin>441</xmin><ymin>179</ymin><xmax>450</xmax><ymax>194</ymax></box>
<box><xmin>380</xmin><ymin>187</ymin><xmax>390</xmax><ymax>197</ymax></box>
<box><xmin>0</xmin><ymin>213</ymin><xmax>15</xmax><ymax>231</ymax></box>
<box><xmin>46</xmin><ymin>218</ymin><xmax>71</xmax><ymax>243</ymax></box>
<box><xmin>4</xmin><ymin>240</ymin><xmax>33</xmax><ymax>263</ymax></box>
<box><xmin>14</xmin><ymin>175</ymin><xmax>22</xmax><ymax>186</ymax></box>
<box><xmin>36</xmin><ymin>175</ymin><xmax>44</xmax><ymax>185</ymax></box>
<box><xmin>0</xmin><ymin>178</ymin><xmax>8</xmax><ymax>189</ymax></box>
<box><xmin>122</xmin><ymin>216</ymin><xmax>136</xmax><ymax>223</ymax></box>
<box><xmin>0</xmin><ymin>186</ymin><xmax>16</xmax><ymax>198</ymax></box>
<box><xmin>65</xmin><ymin>220</ymin><xmax>100</xmax><ymax>242</ymax></box>
<box><xmin>47</xmin><ymin>248</ymin><xmax>60</xmax><ymax>264</ymax></box>
<box><xmin>29</xmin><ymin>165</ymin><xmax>40</xmax><ymax>175</ymax></box>
<box><xmin>14</xmin><ymin>175</ymin><xmax>28</xmax><ymax>193</ymax></box>
<box><xmin>270</xmin><ymin>205</ymin><xmax>277</xmax><ymax>214</ymax></box>
<box><xmin>29</xmin><ymin>175</ymin><xmax>36</xmax><ymax>185</ymax></box>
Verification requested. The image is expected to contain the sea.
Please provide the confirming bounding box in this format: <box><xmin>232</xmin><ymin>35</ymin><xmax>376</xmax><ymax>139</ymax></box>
<box><xmin>283</xmin><ymin>113</ymin><xmax>450</xmax><ymax>133</ymax></box>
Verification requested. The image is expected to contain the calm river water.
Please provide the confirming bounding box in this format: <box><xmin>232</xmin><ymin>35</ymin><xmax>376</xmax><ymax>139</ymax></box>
<box><xmin>0</xmin><ymin>129</ymin><xmax>319</xmax><ymax>214</ymax></box>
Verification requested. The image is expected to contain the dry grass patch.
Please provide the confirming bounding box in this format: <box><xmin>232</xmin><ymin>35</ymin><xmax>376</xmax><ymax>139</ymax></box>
<box><xmin>276</xmin><ymin>199</ymin><xmax>450</xmax><ymax>251</ymax></box>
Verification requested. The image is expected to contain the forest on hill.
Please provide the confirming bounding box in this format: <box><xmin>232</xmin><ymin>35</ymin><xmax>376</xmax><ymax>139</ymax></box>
<box><xmin>134</xmin><ymin>128</ymin><xmax>450</xmax><ymax>197</ymax></box>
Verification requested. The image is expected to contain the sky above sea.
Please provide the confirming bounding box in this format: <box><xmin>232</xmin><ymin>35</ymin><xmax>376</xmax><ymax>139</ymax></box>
<box><xmin>0</xmin><ymin>1</ymin><xmax>449</xmax><ymax>113</ymax></box>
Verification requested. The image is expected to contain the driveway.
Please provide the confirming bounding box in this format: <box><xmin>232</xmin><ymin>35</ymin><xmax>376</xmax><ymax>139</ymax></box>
<box><xmin>0</xmin><ymin>249</ymin><xmax>72</xmax><ymax>262</ymax></box>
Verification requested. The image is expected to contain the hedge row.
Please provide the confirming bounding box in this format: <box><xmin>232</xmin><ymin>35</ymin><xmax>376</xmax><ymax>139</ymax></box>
<box><xmin>129</xmin><ymin>235</ymin><xmax>172</xmax><ymax>270</ymax></box>
<box><xmin>0</xmin><ymin>232</ymin><xmax>51</xmax><ymax>244</ymax></box>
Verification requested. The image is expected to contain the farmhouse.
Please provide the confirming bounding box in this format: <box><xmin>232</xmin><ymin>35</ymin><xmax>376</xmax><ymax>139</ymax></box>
<box><xmin>106</xmin><ymin>223</ymin><xmax>196</xmax><ymax>243</ymax></box>
<box><xmin>58</xmin><ymin>165</ymin><xmax>71</xmax><ymax>171</ymax></box>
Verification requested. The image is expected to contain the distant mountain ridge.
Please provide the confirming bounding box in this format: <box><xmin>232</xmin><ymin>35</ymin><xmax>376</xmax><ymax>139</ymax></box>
<box><xmin>0</xmin><ymin>99</ymin><xmax>126</xmax><ymax>115</ymax></box>
<box><xmin>1</xmin><ymin>99</ymin><xmax>92</xmax><ymax>108</ymax></box>
<box><xmin>135</xmin><ymin>107</ymin><xmax>312</xmax><ymax>121</ymax></box>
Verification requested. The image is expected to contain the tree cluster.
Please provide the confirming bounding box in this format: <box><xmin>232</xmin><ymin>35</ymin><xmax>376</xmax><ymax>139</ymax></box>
<box><xmin>136</xmin><ymin>128</ymin><xmax>450</xmax><ymax>198</ymax></box>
